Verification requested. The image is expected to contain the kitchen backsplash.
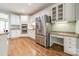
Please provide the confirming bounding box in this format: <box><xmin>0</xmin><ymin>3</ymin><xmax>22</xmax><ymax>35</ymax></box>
<box><xmin>52</xmin><ymin>22</ymin><xmax>76</xmax><ymax>32</ymax></box>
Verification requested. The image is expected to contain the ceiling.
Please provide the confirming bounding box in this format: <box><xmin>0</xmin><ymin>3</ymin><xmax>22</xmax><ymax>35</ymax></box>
<box><xmin>0</xmin><ymin>3</ymin><xmax>53</xmax><ymax>15</ymax></box>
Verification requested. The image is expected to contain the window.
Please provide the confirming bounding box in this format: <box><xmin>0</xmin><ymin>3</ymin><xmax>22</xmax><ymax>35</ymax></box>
<box><xmin>5</xmin><ymin>21</ymin><xmax>8</xmax><ymax>30</ymax></box>
<box><xmin>0</xmin><ymin>13</ymin><xmax>9</xmax><ymax>33</ymax></box>
<box><xmin>0</xmin><ymin>13</ymin><xmax>8</xmax><ymax>19</ymax></box>
<box><xmin>0</xmin><ymin>21</ymin><xmax>5</xmax><ymax>33</ymax></box>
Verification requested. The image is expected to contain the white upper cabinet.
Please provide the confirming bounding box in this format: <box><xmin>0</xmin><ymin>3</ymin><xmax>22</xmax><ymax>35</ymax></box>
<box><xmin>52</xmin><ymin>7</ymin><xmax>57</xmax><ymax>21</ymax></box>
<box><xmin>75</xmin><ymin>3</ymin><xmax>79</xmax><ymax>20</ymax></box>
<box><xmin>52</xmin><ymin>3</ymin><xmax>77</xmax><ymax>22</ymax></box>
<box><xmin>57</xmin><ymin>4</ymin><xmax>63</xmax><ymax>21</ymax></box>
<box><xmin>10</xmin><ymin>14</ymin><xmax>20</xmax><ymax>25</ymax></box>
<box><xmin>64</xmin><ymin>3</ymin><xmax>76</xmax><ymax>21</ymax></box>
<box><xmin>21</xmin><ymin>16</ymin><xmax>29</xmax><ymax>24</ymax></box>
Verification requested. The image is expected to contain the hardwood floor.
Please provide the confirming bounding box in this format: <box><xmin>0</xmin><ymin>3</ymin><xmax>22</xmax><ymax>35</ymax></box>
<box><xmin>8</xmin><ymin>37</ymin><xmax>71</xmax><ymax>56</ymax></box>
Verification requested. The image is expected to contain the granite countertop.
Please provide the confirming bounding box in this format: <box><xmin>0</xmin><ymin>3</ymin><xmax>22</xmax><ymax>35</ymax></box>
<box><xmin>0</xmin><ymin>32</ymin><xmax>9</xmax><ymax>35</ymax></box>
<box><xmin>50</xmin><ymin>31</ymin><xmax>79</xmax><ymax>38</ymax></box>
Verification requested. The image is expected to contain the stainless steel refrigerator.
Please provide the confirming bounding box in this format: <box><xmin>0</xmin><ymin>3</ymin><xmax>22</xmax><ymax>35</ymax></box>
<box><xmin>35</xmin><ymin>15</ymin><xmax>51</xmax><ymax>48</ymax></box>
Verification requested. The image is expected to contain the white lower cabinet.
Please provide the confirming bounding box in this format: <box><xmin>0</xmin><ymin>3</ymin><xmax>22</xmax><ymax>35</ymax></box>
<box><xmin>10</xmin><ymin>30</ymin><xmax>21</xmax><ymax>38</ymax></box>
<box><xmin>64</xmin><ymin>37</ymin><xmax>78</xmax><ymax>55</ymax></box>
<box><xmin>0</xmin><ymin>34</ymin><xmax>8</xmax><ymax>56</ymax></box>
<box><xmin>50</xmin><ymin>34</ymin><xmax>79</xmax><ymax>55</ymax></box>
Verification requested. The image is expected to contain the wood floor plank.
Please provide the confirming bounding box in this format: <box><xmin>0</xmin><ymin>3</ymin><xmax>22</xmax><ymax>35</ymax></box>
<box><xmin>8</xmin><ymin>37</ymin><xmax>71</xmax><ymax>56</ymax></box>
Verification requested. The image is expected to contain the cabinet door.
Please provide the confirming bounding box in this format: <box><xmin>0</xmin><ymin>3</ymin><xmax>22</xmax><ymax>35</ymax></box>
<box><xmin>64</xmin><ymin>37</ymin><xmax>76</xmax><ymax>55</ymax></box>
<box><xmin>57</xmin><ymin>4</ymin><xmax>64</xmax><ymax>21</ymax></box>
<box><xmin>75</xmin><ymin>3</ymin><xmax>79</xmax><ymax>20</ymax></box>
<box><xmin>10</xmin><ymin>30</ymin><xmax>18</xmax><ymax>38</ymax></box>
<box><xmin>0</xmin><ymin>35</ymin><xmax>8</xmax><ymax>56</ymax></box>
<box><xmin>10</xmin><ymin>30</ymin><xmax>21</xmax><ymax>38</ymax></box>
<box><xmin>10</xmin><ymin>14</ymin><xmax>20</xmax><ymax>25</ymax></box>
<box><xmin>16</xmin><ymin>30</ymin><xmax>21</xmax><ymax>37</ymax></box>
<box><xmin>52</xmin><ymin>7</ymin><xmax>57</xmax><ymax>21</ymax></box>
<box><xmin>64</xmin><ymin>3</ymin><xmax>75</xmax><ymax>21</ymax></box>
<box><xmin>10</xmin><ymin>14</ymin><xmax>15</xmax><ymax>25</ymax></box>
<box><xmin>50</xmin><ymin>35</ymin><xmax>56</xmax><ymax>47</ymax></box>
<box><xmin>15</xmin><ymin>15</ymin><xmax>20</xmax><ymax>25</ymax></box>
<box><xmin>69</xmin><ymin>38</ymin><xmax>77</xmax><ymax>55</ymax></box>
<box><xmin>52</xmin><ymin>3</ymin><xmax>76</xmax><ymax>22</ymax></box>
<box><xmin>76</xmin><ymin>20</ymin><xmax>79</xmax><ymax>33</ymax></box>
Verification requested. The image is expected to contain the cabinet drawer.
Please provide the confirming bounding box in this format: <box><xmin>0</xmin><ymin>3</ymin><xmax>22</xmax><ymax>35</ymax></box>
<box><xmin>64</xmin><ymin>43</ymin><xmax>76</xmax><ymax>48</ymax></box>
<box><xmin>64</xmin><ymin>41</ymin><xmax>76</xmax><ymax>45</ymax></box>
<box><xmin>64</xmin><ymin>38</ymin><xmax>70</xmax><ymax>43</ymax></box>
<box><xmin>64</xmin><ymin>37</ymin><xmax>76</xmax><ymax>45</ymax></box>
<box><xmin>71</xmin><ymin>38</ymin><xmax>76</xmax><ymax>44</ymax></box>
<box><xmin>69</xmin><ymin>48</ymin><xmax>76</xmax><ymax>55</ymax></box>
<box><xmin>70</xmin><ymin>41</ymin><xmax>76</xmax><ymax>45</ymax></box>
<box><xmin>36</xmin><ymin>35</ymin><xmax>46</xmax><ymax>46</ymax></box>
<box><xmin>64</xmin><ymin>46</ymin><xmax>76</xmax><ymax>55</ymax></box>
<box><xmin>64</xmin><ymin>47</ymin><xmax>71</xmax><ymax>54</ymax></box>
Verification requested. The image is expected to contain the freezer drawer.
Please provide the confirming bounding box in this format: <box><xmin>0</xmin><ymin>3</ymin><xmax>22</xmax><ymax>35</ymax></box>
<box><xmin>36</xmin><ymin>35</ymin><xmax>46</xmax><ymax>47</ymax></box>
